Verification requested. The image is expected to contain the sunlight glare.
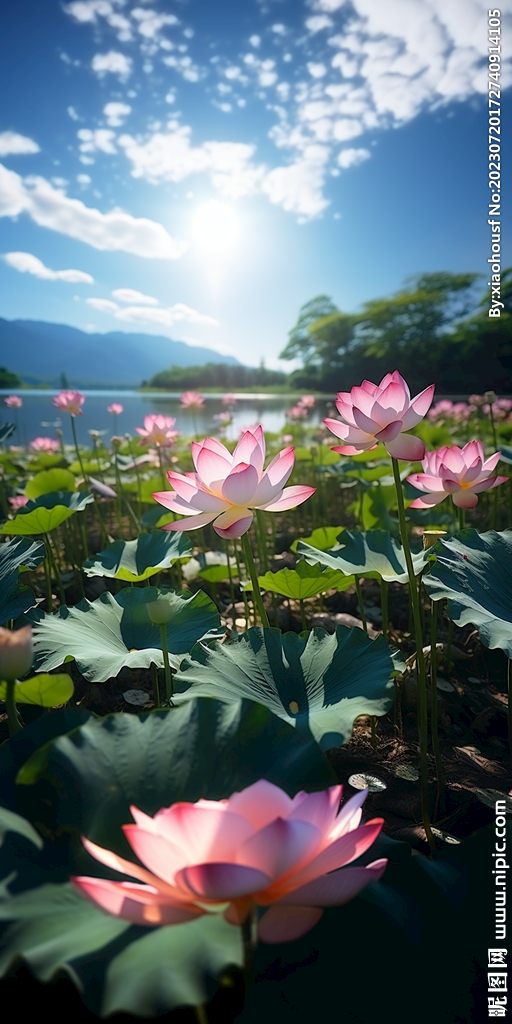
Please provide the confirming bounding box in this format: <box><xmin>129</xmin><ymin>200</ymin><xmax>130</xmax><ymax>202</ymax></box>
<box><xmin>193</xmin><ymin>201</ymin><xmax>239</xmax><ymax>253</ymax></box>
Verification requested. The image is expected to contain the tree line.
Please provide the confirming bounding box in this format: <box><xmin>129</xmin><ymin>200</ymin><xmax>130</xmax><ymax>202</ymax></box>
<box><xmin>147</xmin><ymin>362</ymin><xmax>287</xmax><ymax>390</ymax></box>
<box><xmin>280</xmin><ymin>269</ymin><xmax>512</xmax><ymax>394</ymax></box>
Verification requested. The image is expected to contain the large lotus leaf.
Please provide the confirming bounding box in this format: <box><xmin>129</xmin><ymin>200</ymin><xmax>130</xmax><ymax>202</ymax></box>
<box><xmin>173</xmin><ymin>626</ymin><xmax>397</xmax><ymax>749</ymax></box>
<box><xmin>25</xmin><ymin>468</ymin><xmax>76</xmax><ymax>500</ymax></box>
<box><xmin>32</xmin><ymin>587</ymin><xmax>224</xmax><ymax>681</ymax></box>
<box><xmin>499</xmin><ymin>445</ymin><xmax>512</xmax><ymax>465</ymax></box>
<box><xmin>0</xmin><ymin>673</ymin><xmax>74</xmax><ymax>707</ymax></box>
<box><xmin>0</xmin><ymin>491</ymin><xmax>94</xmax><ymax>535</ymax></box>
<box><xmin>0</xmin><ymin>698</ymin><xmax>333</xmax><ymax>1017</ymax></box>
<box><xmin>256</xmin><ymin>561</ymin><xmax>355</xmax><ymax>599</ymax></box>
<box><xmin>83</xmin><ymin>531</ymin><xmax>192</xmax><ymax>582</ymax></box>
<box><xmin>141</xmin><ymin>506</ymin><xmax>175</xmax><ymax>529</ymax></box>
<box><xmin>0</xmin><ymin>536</ymin><xmax>45</xmax><ymax>624</ymax></box>
<box><xmin>0</xmin><ymin>807</ymin><xmax>42</xmax><ymax>850</ymax></box>
<box><xmin>422</xmin><ymin>529</ymin><xmax>512</xmax><ymax>657</ymax></box>
<box><xmin>26</xmin><ymin>454</ymin><xmax>67</xmax><ymax>471</ymax></box>
<box><xmin>291</xmin><ymin>526</ymin><xmax>344</xmax><ymax>554</ymax></box>
<box><xmin>297</xmin><ymin>529</ymin><xmax>427</xmax><ymax>583</ymax></box>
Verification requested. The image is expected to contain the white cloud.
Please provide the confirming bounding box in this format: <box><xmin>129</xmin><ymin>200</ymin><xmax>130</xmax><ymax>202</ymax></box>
<box><xmin>249</xmin><ymin>35</ymin><xmax>261</xmax><ymax>47</ymax></box>
<box><xmin>114</xmin><ymin>303</ymin><xmax>219</xmax><ymax>327</ymax></box>
<box><xmin>272</xmin><ymin>24</ymin><xmax>287</xmax><ymax>35</ymax></box>
<box><xmin>307</xmin><ymin>62</ymin><xmax>327</xmax><ymax>77</ymax></box>
<box><xmin>0</xmin><ymin>162</ymin><xmax>188</xmax><ymax>259</ymax></box>
<box><xmin>305</xmin><ymin>15</ymin><xmax>334</xmax><ymax>32</ymax></box>
<box><xmin>4</xmin><ymin>250</ymin><xmax>94</xmax><ymax>283</ymax></box>
<box><xmin>67</xmin><ymin>106</ymin><xmax>80</xmax><ymax>121</ymax></box>
<box><xmin>130</xmin><ymin>7</ymin><xmax>178</xmax><ymax>38</ymax></box>
<box><xmin>87</xmin><ymin>297</ymin><xmax>120</xmax><ymax>312</ymax></box>
<box><xmin>64</xmin><ymin>1</ymin><xmax>132</xmax><ymax>40</ymax></box>
<box><xmin>112</xmin><ymin>287</ymin><xmax>158</xmax><ymax>305</ymax></box>
<box><xmin>77</xmin><ymin>173</ymin><xmax>91</xmax><ymax>184</ymax></box>
<box><xmin>0</xmin><ymin>132</ymin><xmax>40</xmax><ymax>157</ymax></box>
<box><xmin>261</xmin><ymin>146</ymin><xmax>330</xmax><ymax>217</ymax></box>
<box><xmin>337</xmin><ymin>147</ymin><xmax>370</xmax><ymax>168</ymax></box>
<box><xmin>78</xmin><ymin>128</ymin><xmax>117</xmax><ymax>156</ymax></box>
<box><xmin>91</xmin><ymin>51</ymin><xmax>132</xmax><ymax>79</ymax></box>
<box><xmin>103</xmin><ymin>101</ymin><xmax>131</xmax><ymax>126</ymax></box>
<box><xmin>162</xmin><ymin>54</ymin><xmax>202</xmax><ymax>82</ymax></box>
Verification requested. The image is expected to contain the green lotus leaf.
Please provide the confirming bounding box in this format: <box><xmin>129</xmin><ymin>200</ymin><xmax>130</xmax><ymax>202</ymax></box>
<box><xmin>141</xmin><ymin>506</ymin><xmax>175</xmax><ymax>529</ymax></box>
<box><xmin>32</xmin><ymin>587</ymin><xmax>224</xmax><ymax>681</ymax></box>
<box><xmin>291</xmin><ymin>526</ymin><xmax>344</xmax><ymax>553</ymax></box>
<box><xmin>0</xmin><ymin>491</ymin><xmax>94</xmax><ymax>535</ymax></box>
<box><xmin>499</xmin><ymin>445</ymin><xmax>512</xmax><ymax>465</ymax></box>
<box><xmin>256</xmin><ymin>561</ymin><xmax>355</xmax><ymax>599</ymax></box>
<box><xmin>297</xmin><ymin>529</ymin><xmax>427</xmax><ymax>583</ymax></box>
<box><xmin>0</xmin><ymin>536</ymin><xmax>45</xmax><ymax>624</ymax></box>
<box><xmin>0</xmin><ymin>807</ymin><xmax>43</xmax><ymax>850</ymax></box>
<box><xmin>0</xmin><ymin>883</ymin><xmax>130</xmax><ymax>982</ymax></box>
<box><xmin>0</xmin><ymin>673</ymin><xmax>73</xmax><ymax>707</ymax></box>
<box><xmin>140</xmin><ymin>476</ymin><xmax>165</xmax><ymax>502</ymax></box>
<box><xmin>26</xmin><ymin>454</ymin><xmax>67</xmax><ymax>471</ymax></box>
<box><xmin>182</xmin><ymin>551</ymin><xmax>236</xmax><ymax>583</ymax></box>
<box><xmin>174</xmin><ymin>626</ymin><xmax>396</xmax><ymax>749</ymax></box>
<box><xmin>294</xmin><ymin>446</ymin><xmax>313</xmax><ymax>461</ymax></box>
<box><xmin>83</xmin><ymin>531</ymin><xmax>192</xmax><ymax>582</ymax></box>
<box><xmin>25</xmin><ymin>468</ymin><xmax>76</xmax><ymax>500</ymax></box>
<box><xmin>422</xmin><ymin>529</ymin><xmax>512</xmax><ymax>657</ymax></box>
<box><xmin>0</xmin><ymin>698</ymin><xmax>334</xmax><ymax>1017</ymax></box>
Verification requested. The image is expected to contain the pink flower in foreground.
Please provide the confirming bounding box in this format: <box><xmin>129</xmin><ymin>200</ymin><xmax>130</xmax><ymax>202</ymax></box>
<box><xmin>107</xmin><ymin>403</ymin><xmax>124</xmax><ymax>415</ymax></box>
<box><xmin>4</xmin><ymin>395</ymin><xmax>22</xmax><ymax>408</ymax></box>
<box><xmin>152</xmin><ymin>425</ymin><xmax>316</xmax><ymax>538</ymax></box>
<box><xmin>71</xmin><ymin>781</ymin><xmax>387</xmax><ymax>945</ymax></box>
<box><xmin>135</xmin><ymin>414</ymin><xmax>180</xmax><ymax>449</ymax></box>
<box><xmin>53</xmin><ymin>391</ymin><xmax>85</xmax><ymax>417</ymax></box>
<box><xmin>407</xmin><ymin>440</ymin><xmax>508</xmax><ymax>510</ymax></box>
<box><xmin>29</xmin><ymin>436</ymin><xmax>60</xmax><ymax>452</ymax></box>
<box><xmin>324</xmin><ymin>371</ymin><xmax>435</xmax><ymax>461</ymax></box>
<box><xmin>180</xmin><ymin>391</ymin><xmax>205</xmax><ymax>410</ymax></box>
<box><xmin>8</xmin><ymin>495</ymin><xmax>29</xmax><ymax>510</ymax></box>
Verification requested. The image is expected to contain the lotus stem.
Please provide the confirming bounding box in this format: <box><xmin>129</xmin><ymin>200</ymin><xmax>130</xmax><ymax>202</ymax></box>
<box><xmin>193</xmin><ymin>1008</ymin><xmax>208</xmax><ymax>1024</ymax></box>
<box><xmin>43</xmin><ymin>545</ymin><xmax>53</xmax><ymax>612</ymax></box>
<box><xmin>299</xmin><ymin>598</ymin><xmax>307</xmax><ymax>632</ymax></box>
<box><xmin>150</xmin><ymin>662</ymin><xmax>161</xmax><ymax>708</ymax></box>
<box><xmin>370</xmin><ymin>716</ymin><xmax>377</xmax><ymax>750</ymax></box>
<box><xmin>71</xmin><ymin>417</ymin><xmax>109</xmax><ymax>545</ymax></box>
<box><xmin>380</xmin><ymin>578</ymin><xmax>389</xmax><ymax>639</ymax></box>
<box><xmin>255</xmin><ymin>510</ymin><xmax>269</xmax><ymax>572</ymax></box>
<box><xmin>127</xmin><ymin>435</ymin><xmax>144</xmax><ymax>520</ymax></box>
<box><xmin>391</xmin><ymin>457</ymin><xmax>435</xmax><ymax>852</ymax></box>
<box><xmin>157</xmin><ymin>447</ymin><xmax>168</xmax><ymax>490</ymax></box>
<box><xmin>5</xmin><ymin>678</ymin><xmax>22</xmax><ymax>736</ymax></box>
<box><xmin>242</xmin><ymin>904</ymin><xmax>258</xmax><ymax>974</ymax></box>
<box><xmin>354</xmin><ymin>577</ymin><xmax>367</xmax><ymax>633</ymax></box>
<box><xmin>429</xmin><ymin>597</ymin><xmax>445</xmax><ymax>819</ymax></box>
<box><xmin>225</xmin><ymin>542</ymin><xmax>236</xmax><ymax>619</ymax></box>
<box><xmin>445</xmin><ymin>615</ymin><xmax>454</xmax><ymax>679</ymax></box>
<box><xmin>45</xmin><ymin>533</ymin><xmax>66</xmax><ymax>607</ymax></box>
<box><xmin>234</xmin><ymin>544</ymin><xmax>251</xmax><ymax>628</ymax></box>
<box><xmin>242</xmin><ymin>532</ymin><xmax>270</xmax><ymax>628</ymax></box>
<box><xmin>159</xmin><ymin>624</ymin><xmax>174</xmax><ymax>702</ymax></box>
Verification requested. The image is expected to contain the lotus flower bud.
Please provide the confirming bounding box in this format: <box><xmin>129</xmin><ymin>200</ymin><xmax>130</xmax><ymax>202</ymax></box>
<box><xmin>147</xmin><ymin>597</ymin><xmax>174</xmax><ymax>624</ymax></box>
<box><xmin>0</xmin><ymin>625</ymin><xmax>33</xmax><ymax>682</ymax></box>
<box><xmin>484</xmin><ymin>391</ymin><xmax>497</xmax><ymax>405</ymax></box>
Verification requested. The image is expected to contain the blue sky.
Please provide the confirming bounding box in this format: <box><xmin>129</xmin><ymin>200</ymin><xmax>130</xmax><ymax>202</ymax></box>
<box><xmin>1</xmin><ymin>0</ymin><xmax>510</xmax><ymax>370</ymax></box>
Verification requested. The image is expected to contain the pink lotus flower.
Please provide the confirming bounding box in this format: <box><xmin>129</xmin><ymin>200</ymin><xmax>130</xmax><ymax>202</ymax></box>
<box><xmin>407</xmin><ymin>440</ymin><xmax>509</xmax><ymax>509</ymax></box>
<box><xmin>4</xmin><ymin>395</ymin><xmax>22</xmax><ymax>408</ymax></box>
<box><xmin>71</xmin><ymin>780</ymin><xmax>387</xmax><ymax>945</ymax></box>
<box><xmin>222</xmin><ymin>393</ymin><xmax>237</xmax><ymax>406</ymax></box>
<box><xmin>135</xmin><ymin>414</ymin><xmax>180</xmax><ymax>449</ymax></box>
<box><xmin>29</xmin><ymin>437</ymin><xmax>60</xmax><ymax>452</ymax></box>
<box><xmin>180</xmin><ymin>391</ymin><xmax>205</xmax><ymax>410</ymax></box>
<box><xmin>287</xmin><ymin>405</ymin><xmax>308</xmax><ymax>420</ymax></box>
<box><xmin>107</xmin><ymin>403</ymin><xmax>124</xmax><ymax>415</ymax></box>
<box><xmin>152</xmin><ymin>425</ymin><xmax>316</xmax><ymax>539</ymax></box>
<box><xmin>53</xmin><ymin>391</ymin><xmax>85</xmax><ymax>417</ymax></box>
<box><xmin>0</xmin><ymin>624</ymin><xmax>32</xmax><ymax>681</ymax></box>
<box><xmin>324</xmin><ymin>371</ymin><xmax>435</xmax><ymax>461</ymax></box>
<box><xmin>299</xmin><ymin>395</ymin><xmax>316</xmax><ymax>408</ymax></box>
<box><xmin>8</xmin><ymin>495</ymin><xmax>29</xmax><ymax>510</ymax></box>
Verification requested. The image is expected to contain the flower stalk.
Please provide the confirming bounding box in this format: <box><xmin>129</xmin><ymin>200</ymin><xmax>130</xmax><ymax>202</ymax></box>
<box><xmin>391</xmin><ymin>457</ymin><xmax>434</xmax><ymax>851</ymax></box>
<box><xmin>242</xmin><ymin>532</ymin><xmax>270</xmax><ymax>628</ymax></box>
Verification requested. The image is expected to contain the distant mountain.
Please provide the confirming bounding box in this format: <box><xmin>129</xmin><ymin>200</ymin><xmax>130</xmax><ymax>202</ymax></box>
<box><xmin>0</xmin><ymin>319</ymin><xmax>240</xmax><ymax>387</ymax></box>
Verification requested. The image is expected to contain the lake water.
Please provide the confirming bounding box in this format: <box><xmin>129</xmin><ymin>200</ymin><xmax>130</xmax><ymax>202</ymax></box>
<box><xmin>0</xmin><ymin>390</ymin><xmax>335</xmax><ymax>447</ymax></box>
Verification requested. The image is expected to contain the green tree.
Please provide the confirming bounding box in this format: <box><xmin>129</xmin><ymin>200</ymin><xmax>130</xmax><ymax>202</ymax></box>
<box><xmin>280</xmin><ymin>296</ymin><xmax>358</xmax><ymax>389</ymax></box>
<box><xmin>0</xmin><ymin>367</ymin><xmax>21</xmax><ymax>388</ymax></box>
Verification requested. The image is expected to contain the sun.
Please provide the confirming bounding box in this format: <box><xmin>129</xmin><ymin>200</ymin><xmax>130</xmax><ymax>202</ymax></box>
<box><xmin>193</xmin><ymin>200</ymin><xmax>239</xmax><ymax>253</ymax></box>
